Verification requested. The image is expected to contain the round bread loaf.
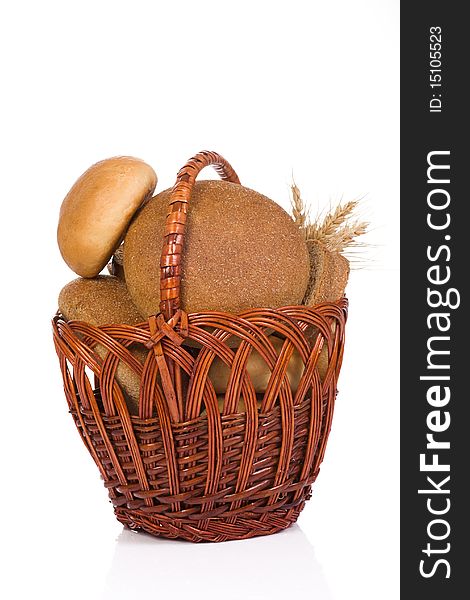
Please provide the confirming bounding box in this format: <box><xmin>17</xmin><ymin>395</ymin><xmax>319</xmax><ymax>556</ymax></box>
<box><xmin>123</xmin><ymin>180</ymin><xmax>310</xmax><ymax>316</ymax></box>
<box><xmin>58</xmin><ymin>156</ymin><xmax>157</xmax><ymax>278</ymax></box>
<box><xmin>58</xmin><ymin>276</ymin><xmax>146</xmax><ymax>414</ymax></box>
<box><xmin>208</xmin><ymin>334</ymin><xmax>305</xmax><ymax>394</ymax></box>
<box><xmin>58</xmin><ymin>276</ymin><xmax>144</xmax><ymax>325</ymax></box>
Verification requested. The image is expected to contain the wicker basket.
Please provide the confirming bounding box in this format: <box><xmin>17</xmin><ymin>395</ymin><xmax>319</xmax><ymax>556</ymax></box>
<box><xmin>52</xmin><ymin>150</ymin><xmax>348</xmax><ymax>543</ymax></box>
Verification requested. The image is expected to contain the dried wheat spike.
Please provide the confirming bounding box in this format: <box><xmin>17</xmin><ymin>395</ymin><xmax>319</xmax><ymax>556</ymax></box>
<box><xmin>290</xmin><ymin>184</ymin><xmax>369</xmax><ymax>256</ymax></box>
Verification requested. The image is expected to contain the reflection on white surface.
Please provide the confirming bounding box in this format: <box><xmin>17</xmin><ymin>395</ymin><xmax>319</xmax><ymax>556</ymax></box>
<box><xmin>103</xmin><ymin>524</ymin><xmax>332</xmax><ymax>600</ymax></box>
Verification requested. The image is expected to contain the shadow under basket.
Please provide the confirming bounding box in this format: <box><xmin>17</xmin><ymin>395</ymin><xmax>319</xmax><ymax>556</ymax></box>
<box><xmin>52</xmin><ymin>151</ymin><xmax>348</xmax><ymax>543</ymax></box>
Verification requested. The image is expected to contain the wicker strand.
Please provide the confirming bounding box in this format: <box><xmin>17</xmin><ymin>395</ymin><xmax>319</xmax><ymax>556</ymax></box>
<box><xmin>159</xmin><ymin>151</ymin><xmax>240</xmax><ymax>321</ymax></box>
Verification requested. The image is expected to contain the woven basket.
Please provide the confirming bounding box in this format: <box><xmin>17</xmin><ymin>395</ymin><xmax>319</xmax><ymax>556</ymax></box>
<box><xmin>52</xmin><ymin>150</ymin><xmax>348</xmax><ymax>543</ymax></box>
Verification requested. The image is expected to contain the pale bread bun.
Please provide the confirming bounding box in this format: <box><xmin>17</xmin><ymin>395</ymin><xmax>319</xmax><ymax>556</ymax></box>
<box><xmin>123</xmin><ymin>180</ymin><xmax>310</xmax><ymax>316</ymax></box>
<box><xmin>58</xmin><ymin>157</ymin><xmax>157</xmax><ymax>278</ymax></box>
<box><xmin>58</xmin><ymin>275</ymin><xmax>146</xmax><ymax>414</ymax></box>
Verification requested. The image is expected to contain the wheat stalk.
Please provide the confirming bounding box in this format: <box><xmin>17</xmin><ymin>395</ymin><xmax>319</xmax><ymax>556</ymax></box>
<box><xmin>290</xmin><ymin>182</ymin><xmax>308</xmax><ymax>229</ymax></box>
<box><xmin>290</xmin><ymin>185</ymin><xmax>369</xmax><ymax>256</ymax></box>
<box><xmin>310</xmin><ymin>201</ymin><xmax>358</xmax><ymax>239</ymax></box>
<box><xmin>322</xmin><ymin>220</ymin><xmax>369</xmax><ymax>253</ymax></box>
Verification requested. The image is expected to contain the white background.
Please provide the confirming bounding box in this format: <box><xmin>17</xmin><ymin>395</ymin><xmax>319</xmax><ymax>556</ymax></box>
<box><xmin>0</xmin><ymin>1</ymin><xmax>399</xmax><ymax>599</ymax></box>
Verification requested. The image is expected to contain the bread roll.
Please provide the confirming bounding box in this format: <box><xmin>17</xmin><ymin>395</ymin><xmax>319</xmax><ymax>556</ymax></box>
<box><xmin>58</xmin><ymin>276</ymin><xmax>144</xmax><ymax>326</ymax></box>
<box><xmin>95</xmin><ymin>345</ymin><xmax>147</xmax><ymax>415</ymax></box>
<box><xmin>208</xmin><ymin>335</ymin><xmax>304</xmax><ymax>394</ymax></box>
<box><xmin>58</xmin><ymin>156</ymin><xmax>157</xmax><ymax>278</ymax></box>
<box><xmin>207</xmin><ymin>329</ymin><xmax>334</xmax><ymax>393</ymax></box>
<box><xmin>123</xmin><ymin>180</ymin><xmax>310</xmax><ymax>316</ymax></box>
<box><xmin>58</xmin><ymin>275</ymin><xmax>146</xmax><ymax>414</ymax></box>
<box><xmin>301</xmin><ymin>328</ymin><xmax>331</xmax><ymax>382</ymax></box>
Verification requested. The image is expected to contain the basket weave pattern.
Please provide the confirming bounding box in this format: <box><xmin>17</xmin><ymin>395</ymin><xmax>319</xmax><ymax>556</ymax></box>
<box><xmin>52</xmin><ymin>151</ymin><xmax>348</xmax><ymax>543</ymax></box>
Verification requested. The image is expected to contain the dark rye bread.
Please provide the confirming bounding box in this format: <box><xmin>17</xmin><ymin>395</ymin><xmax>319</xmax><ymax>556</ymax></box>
<box><xmin>107</xmin><ymin>244</ymin><xmax>125</xmax><ymax>280</ymax></box>
<box><xmin>58</xmin><ymin>276</ymin><xmax>146</xmax><ymax>414</ymax></box>
<box><xmin>303</xmin><ymin>240</ymin><xmax>348</xmax><ymax>380</ymax></box>
<box><xmin>123</xmin><ymin>180</ymin><xmax>310</xmax><ymax>316</ymax></box>
<box><xmin>304</xmin><ymin>240</ymin><xmax>350</xmax><ymax>305</ymax></box>
<box><xmin>58</xmin><ymin>276</ymin><xmax>143</xmax><ymax>325</ymax></box>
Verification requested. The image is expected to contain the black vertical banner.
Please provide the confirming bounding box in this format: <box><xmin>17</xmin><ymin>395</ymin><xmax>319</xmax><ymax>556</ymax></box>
<box><xmin>401</xmin><ymin>3</ymin><xmax>468</xmax><ymax>599</ymax></box>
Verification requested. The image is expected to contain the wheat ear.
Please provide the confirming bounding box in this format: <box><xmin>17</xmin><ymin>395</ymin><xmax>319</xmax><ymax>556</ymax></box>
<box><xmin>290</xmin><ymin>181</ymin><xmax>308</xmax><ymax>229</ymax></box>
<box><xmin>290</xmin><ymin>185</ymin><xmax>369</xmax><ymax>255</ymax></box>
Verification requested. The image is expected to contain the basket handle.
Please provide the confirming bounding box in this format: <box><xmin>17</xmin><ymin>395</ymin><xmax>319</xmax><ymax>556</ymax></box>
<box><xmin>159</xmin><ymin>151</ymin><xmax>241</xmax><ymax>320</ymax></box>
